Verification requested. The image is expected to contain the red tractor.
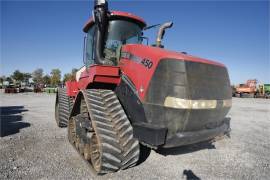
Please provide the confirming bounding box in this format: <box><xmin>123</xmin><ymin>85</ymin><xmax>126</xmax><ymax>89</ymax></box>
<box><xmin>55</xmin><ymin>0</ymin><xmax>232</xmax><ymax>174</ymax></box>
<box><xmin>235</xmin><ymin>79</ymin><xmax>257</xmax><ymax>98</ymax></box>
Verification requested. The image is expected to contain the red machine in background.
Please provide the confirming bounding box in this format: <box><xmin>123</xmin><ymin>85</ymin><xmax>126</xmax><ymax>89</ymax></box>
<box><xmin>235</xmin><ymin>79</ymin><xmax>257</xmax><ymax>97</ymax></box>
<box><xmin>55</xmin><ymin>0</ymin><xmax>232</xmax><ymax>174</ymax></box>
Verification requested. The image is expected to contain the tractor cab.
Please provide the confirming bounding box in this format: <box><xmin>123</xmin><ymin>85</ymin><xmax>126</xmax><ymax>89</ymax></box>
<box><xmin>83</xmin><ymin>10</ymin><xmax>146</xmax><ymax>66</ymax></box>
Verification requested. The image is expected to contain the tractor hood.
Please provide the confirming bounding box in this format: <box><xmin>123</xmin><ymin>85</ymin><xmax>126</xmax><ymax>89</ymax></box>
<box><xmin>121</xmin><ymin>44</ymin><xmax>225</xmax><ymax>68</ymax></box>
<box><xmin>119</xmin><ymin>44</ymin><xmax>229</xmax><ymax>100</ymax></box>
<box><xmin>118</xmin><ymin>44</ymin><xmax>231</xmax><ymax>147</ymax></box>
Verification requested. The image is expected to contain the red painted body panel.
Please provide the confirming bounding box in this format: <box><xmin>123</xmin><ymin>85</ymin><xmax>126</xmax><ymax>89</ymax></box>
<box><xmin>66</xmin><ymin>81</ymin><xmax>79</xmax><ymax>97</ymax></box>
<box><xmin>119</xmin><ymin>44</ymin><xmax>226</xmax><ymax>100</ymax></box>
<box><xmin>122</xmin><ymin>44</ymin><xmax>225</xmax><ymax>67</ymax></box>
<box><xmin>83</xmin><ymin>11</ymin><xmax>146</xmax><ymax>32</ymax></box>
<box><xmin>79</xmin><ymin>65</ymin><xmax>120</xmax><ymax>88</ymax></box>
<box><xmin>110</xmin><ymin>11</ymin><xmax>146</xmax><ymax>26</ymax></box>
<box><xmin>66</xmin><ymin>65</ymin><xmax>120</xmax><ymax>97</ymax></box>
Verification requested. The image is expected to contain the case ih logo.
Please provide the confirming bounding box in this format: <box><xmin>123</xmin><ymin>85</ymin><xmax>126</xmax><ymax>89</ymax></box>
<box><xmin>121</xmin><ymin>52</ymin><xmax>153</xmax><ymax>69</ymax></box>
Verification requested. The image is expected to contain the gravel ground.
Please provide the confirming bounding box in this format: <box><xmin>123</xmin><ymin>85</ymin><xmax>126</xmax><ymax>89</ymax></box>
<box><xmin>0</xmin><ymin>92</ymin><xmax>269</xmax><ymax>180</ymax></box>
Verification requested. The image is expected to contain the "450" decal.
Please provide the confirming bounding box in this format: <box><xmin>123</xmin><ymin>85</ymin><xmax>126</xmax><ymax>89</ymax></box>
<box><xmin>141</xmin><ymin>59</ymin><xmax>153</xmax><ymax>69</ymax></box>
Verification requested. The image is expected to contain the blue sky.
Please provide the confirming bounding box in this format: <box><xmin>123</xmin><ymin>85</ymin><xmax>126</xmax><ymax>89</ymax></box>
<box><xmin>1</xmin><ymin>0</ymin><xmax>269</xmax><ymax>84</ymax></box>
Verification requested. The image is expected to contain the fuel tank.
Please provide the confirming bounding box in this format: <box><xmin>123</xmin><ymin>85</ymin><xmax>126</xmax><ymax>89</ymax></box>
<box><xmin>116</xmin><ymin>44</ymin><xmax>232</xmax><ymax>148</ymax></box>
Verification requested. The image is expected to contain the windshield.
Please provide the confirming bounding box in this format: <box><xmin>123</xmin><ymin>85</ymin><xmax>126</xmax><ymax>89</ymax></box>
<box><xmin>105</xmin><ymin>20</ymin><xmax>142</xmax><ymax>52</ymax></box>
<box><xmin>103</xmin><ymin>20</ymin><xmax>142</xmax><ymax>64</ymax></box>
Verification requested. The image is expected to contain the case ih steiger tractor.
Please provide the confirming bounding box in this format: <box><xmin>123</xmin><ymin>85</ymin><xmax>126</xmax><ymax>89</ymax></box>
<box><xmin>55</xmin><ymin>0</ymin><xmax>232</xmax><ymax>174</ymax></box>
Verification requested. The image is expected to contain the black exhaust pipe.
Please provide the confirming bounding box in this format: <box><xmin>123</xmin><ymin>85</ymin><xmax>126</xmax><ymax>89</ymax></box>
<box><xmin>93</xmin><ymin>0</ymin><xmax>113</xmax><ymax>65</ymax></box>
<box><xmin>156</xmin><ymin>21</ymin><xmax>173</xmax><ymax>48</ymax></box>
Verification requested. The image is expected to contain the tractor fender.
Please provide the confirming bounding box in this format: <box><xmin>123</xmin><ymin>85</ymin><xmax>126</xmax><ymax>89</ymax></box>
<box><xmin>65</xmin><ymin>81</ymin><xmax>79</xmax><ymax>97</ymax></box>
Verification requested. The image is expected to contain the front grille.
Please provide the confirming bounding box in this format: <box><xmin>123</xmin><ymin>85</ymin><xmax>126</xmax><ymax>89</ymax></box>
<box><xmin>185</xmin><ymin>61</ymin><xmax>231</xmax><ymax>100</ymax></box>
<box><xmin>145</xmin><ymin>59</ymin><xmax>231</xmax><ymax>104</ymax></box>
<box><xmin>143</xmin><ymin>58</ymin><xmax>232</xmax><ymax>132</ymax></box>
<box><xmin>145</xmin><ymin>59</ymin><xmax>187</xmax><ymax>105</ymax></box>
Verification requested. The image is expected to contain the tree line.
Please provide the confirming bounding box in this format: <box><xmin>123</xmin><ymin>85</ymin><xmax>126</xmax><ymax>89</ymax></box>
<box><xmin>0</xmin><ymin>68</ymin><xmax>78</xmax><ymax>87</ymax></box>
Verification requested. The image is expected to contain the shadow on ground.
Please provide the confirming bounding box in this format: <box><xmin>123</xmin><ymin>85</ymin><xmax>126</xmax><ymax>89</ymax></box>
<box><xmin>0</xmin><ymin>106</ymin><xmax>30</xmax><ymax>137</ymax></box>
<box><xmin>136</xmin><ymin>144</ymin><xmax>152</xmax><ymax>166</ymax></box>
<box><xmin>183</xmin><ymin>169</ymin><xmax>201</xmax><ymax>180</ymax></box>
<box><xmin>156</xmin><ymin>140</ymin><xmax>216</xmax><ymax>156</ymax></box>
<box><xmin>135</xmin><ymin>140</ymin><xmax>216</xmax><ymax>169</ymax></box>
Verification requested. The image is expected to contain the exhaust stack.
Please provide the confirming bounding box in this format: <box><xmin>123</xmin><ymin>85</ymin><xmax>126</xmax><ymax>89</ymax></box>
<box><xmin>156</xmin><ymin>21</ymin><xmax>173</xmax><ymax>48</ymax></box>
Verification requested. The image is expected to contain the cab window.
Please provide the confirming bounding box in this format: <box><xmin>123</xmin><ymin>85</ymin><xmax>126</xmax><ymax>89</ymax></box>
<box><xmin>85</xmin><ymin>26</ymin><xmax>95</xmax><ymax>67</ymax></box>
<box><xmin>104</xmin><ymin>20</ymin><xmax>142</xmax><ymax>64</ymax></box>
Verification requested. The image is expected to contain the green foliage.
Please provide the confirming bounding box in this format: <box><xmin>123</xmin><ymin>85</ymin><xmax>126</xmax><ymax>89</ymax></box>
<box><xmin>0</xmin><ymin>76</ymin><xmax>5</xmax><ymax>83</ymax></box>
<box><xmin>22</xmin><ymin>73</ymin><xmax>32</xmax><ymax>83</ymax></box>
<box><xmin>5</xmin><ymin>77</ymin><xmax>13</xmax><ymax>83</ymax></box>
<box><xmin>11</xmin><ymin>70</ymin><xmax>24</xmax><ymax>82</ymax></box>
<box><xmin>32</xmin><ymin>68</ymin><xmax>44</xmax><ymax>84</ymax></box>
<box><xmin>43</xmin><ymin>74</ymin><xmax>51</xmax><ymax>85</ymax></box>
<box><xmin>63</xmin><ymin>68</ymin><xmax>78</xmax><ymax>83</ymax></box>
<box><xmin>63</xmin><ymin>73</ymin><xmax>72</xmax><ymax>83</ymax></box>
<box><xmin>264</xmin><ymin>84</ymin><xmax>270</xmax><ymax>93</ymax></box>
<box><xmin>9</xmin><ymin>70</ymin><xmax>32</xmax><ymax>84</ymax></box>
<box><xmin>71</xmin><ymin>68</ymin><xmax>78</xmax><ymax>79</ymax></box>
<box><xmin>2</xmin><ymin>67</ymin><xmax>79</xmax><ymax>86</ymax></box>
<box><xmin>50</xmin><ymin>69</ymin><xmax>61</xmax><ymax>87</ymax></box>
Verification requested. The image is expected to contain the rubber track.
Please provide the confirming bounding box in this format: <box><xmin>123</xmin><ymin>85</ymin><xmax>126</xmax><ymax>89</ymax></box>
<box><xmin>84</xmin><ymin>89</ymin><xmax>140</xmax><ymax>174</ymax></box>
<box><xmin>56</xmin><ymin>88</ymin><xmax>73</xmax><ymax>127</ymax></box>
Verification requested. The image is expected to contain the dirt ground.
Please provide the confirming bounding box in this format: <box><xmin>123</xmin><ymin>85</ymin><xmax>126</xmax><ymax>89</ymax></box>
<box><xmin>0</xmin><ymin>92</ymin><xmax>269</xmax><ymax>180</ymax></box>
